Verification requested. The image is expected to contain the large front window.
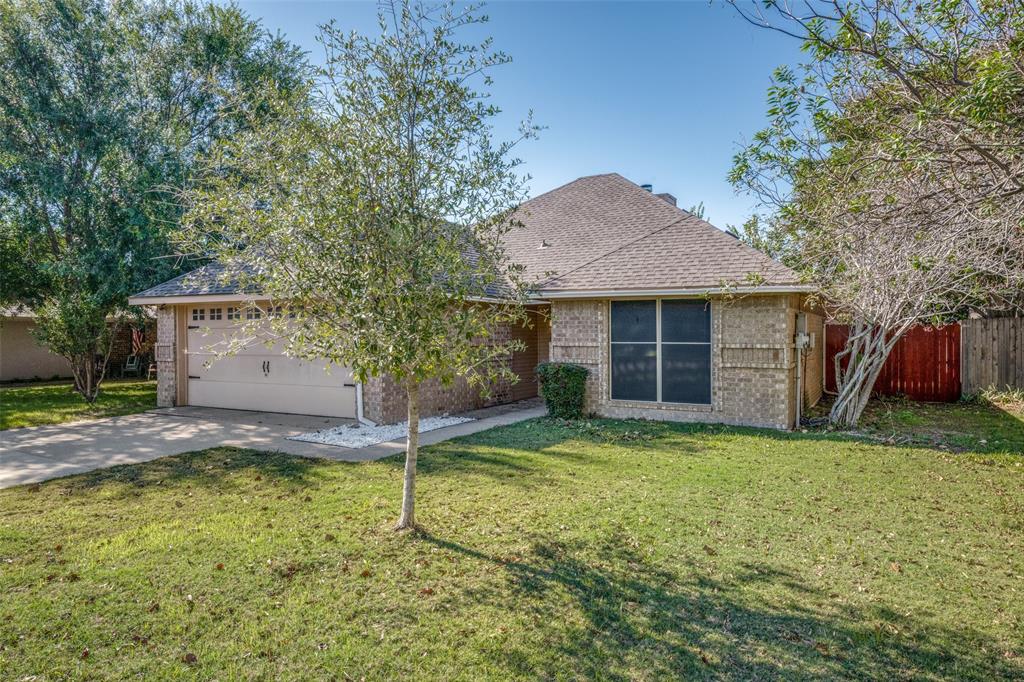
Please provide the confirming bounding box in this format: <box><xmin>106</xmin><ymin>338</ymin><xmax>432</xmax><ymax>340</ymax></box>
<box><xmin>610</xmin><ymin>300</ymin><xmax>711</xmax><ymax>404</ymax></box>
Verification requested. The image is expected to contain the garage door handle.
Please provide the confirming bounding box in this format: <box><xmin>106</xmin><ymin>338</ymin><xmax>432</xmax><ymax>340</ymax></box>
<box><xmin>188</xmin><ymin>375</ymin><xmax>200</xmax><ymax>379</ymax></box>
<box><xmin>343</xmin><ymin>383</ymin><xmax>356</xmax><ymax>387</ymax></box>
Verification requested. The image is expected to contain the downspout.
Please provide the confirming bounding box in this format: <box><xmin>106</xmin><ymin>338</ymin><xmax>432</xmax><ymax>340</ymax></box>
<box><xmin>795</xmin><ymin>345</ymin><xmax>803</xmax><ymax>429</ymax></box>
<box><xmin>794</xmin><ymin>312</ymin><xmax>809</xmax><ymax>429</ymax></box>
<box><xmin>823</xmin><ymin>322</ymin><xmax>838</xmax><ymax>396</ymax></box>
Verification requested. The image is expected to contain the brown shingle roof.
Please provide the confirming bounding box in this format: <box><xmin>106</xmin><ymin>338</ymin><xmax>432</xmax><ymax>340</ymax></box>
<box><xmin>132</xmin><ymin>173</ymin><xmax>804</xmax><ymax>301</ymax></box>
<box><xmin>505</xmin><ymin>173</ymin><xmax>802</xmax><ymax>293</ymax></box>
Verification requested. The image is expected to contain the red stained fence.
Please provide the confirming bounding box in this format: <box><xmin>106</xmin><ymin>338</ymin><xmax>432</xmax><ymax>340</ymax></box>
<box><xmin>825</xmin><ymin>323</ymin><xmax>961</xmax><ymax>402</ymax></box>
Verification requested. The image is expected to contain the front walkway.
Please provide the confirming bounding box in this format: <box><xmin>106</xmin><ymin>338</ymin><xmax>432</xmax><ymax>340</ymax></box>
<box><xmin>0</xmin><ymin>399</ymin><xmax>547</xmax><ymax>489</ymax></box>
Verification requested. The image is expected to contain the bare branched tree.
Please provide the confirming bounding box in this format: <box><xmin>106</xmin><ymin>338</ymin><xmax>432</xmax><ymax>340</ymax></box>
<box><xmin>729</xmin><ymin>0</ymin><xmax>1024</xmax><ymax>425</ymax></box>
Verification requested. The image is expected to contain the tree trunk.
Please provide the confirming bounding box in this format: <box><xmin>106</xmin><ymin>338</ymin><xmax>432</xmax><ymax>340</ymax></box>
<box><xmin>68</xmin><ymin>330</ymin><xmax>116</xmax><ymax>405</ymax></box>
<box><xmin>396</xmin><ymin>380</ymin><xmax>420</xmax><ymax>530</ymax></box>
<box><xmin>829</xmin><ymin>322</ymin><xmax>904</xmax><ymax>427</ymax></box>
<box><xmin>71</xmin><ymin>351</ymin><xmax>101</xmax><ymax>404</ymax></box>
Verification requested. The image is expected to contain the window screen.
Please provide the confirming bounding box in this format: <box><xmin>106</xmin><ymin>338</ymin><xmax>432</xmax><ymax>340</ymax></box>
<box><xmin>610</xmin><ymin>300</ymin><xmax>655</xmax><ymax>342</ymax></box>
<box><xmin>661</xmin><ymin>343</ymin><xmax>711</xmax><ymax>404</ymax></box>
<box><xmin>610</xmin><ymin>299</ymin><xmax>712</xmax><ymax>404</ymax></box>
<box><xmin>661</xmin><ymin>300</ymin><xmax>710</xmax><ymax>343</ymax></box>
<box><xmin>611</xmin><ymin>301</ymin><xmax>657</xmax><ymax>401</ymax></box>
<box><xmin>660</xmin><ymin>300</ymin><xmax>711</xmax><ymax>404</ymax></box>
<box><xmin>611</xmin><ymin>343</ymin><xmax>657</xmax><ymax>401</ymax></box>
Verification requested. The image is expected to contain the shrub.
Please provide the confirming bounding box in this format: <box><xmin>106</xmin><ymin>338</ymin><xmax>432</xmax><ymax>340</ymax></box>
<box><xmin>536</xmin><ymin>362</ymin><xmax>589</xmax><ymax>419</ymax></box>
<box><xmin>962</xmin><ymin>386</ymin><xmax>1024</xmax><ymax>412</ymax></box>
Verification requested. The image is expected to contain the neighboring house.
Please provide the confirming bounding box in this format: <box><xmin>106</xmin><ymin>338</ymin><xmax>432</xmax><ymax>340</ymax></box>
<box><xmin>130</xmin><ymin>173</ymin><xmax>823</xmax><ymax>429</ymax></box>
<box><xmin>0</xmin><ymin>307</ymin><xmax>156</xmax><ymax>383</ymax></box>
<box><xmin>0</xmin><ymin>307</ymin><xmax>72</xmax><ymax>382</ymax></box>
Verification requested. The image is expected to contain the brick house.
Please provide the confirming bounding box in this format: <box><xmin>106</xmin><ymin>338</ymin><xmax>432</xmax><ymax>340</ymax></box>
<box><xmin>1</xmin><ymin>306</ymin><xmax>156</xmax><ymax>383</ymax></box>
<box><xmin>131</xmin><ymin>173</ymin><xmax>822</xmax><ymax>429</ymax></box>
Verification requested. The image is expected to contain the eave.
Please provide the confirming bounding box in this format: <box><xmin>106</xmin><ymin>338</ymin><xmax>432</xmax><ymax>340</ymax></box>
<box><xmin>535</xmin><ymin>284</ymin><xmax>816</xmax><ymax>299</ymax></box>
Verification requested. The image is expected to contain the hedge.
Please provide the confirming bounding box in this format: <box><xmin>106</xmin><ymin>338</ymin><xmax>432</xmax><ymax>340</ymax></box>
<box><xmin>536</xmin><ymin>362</ymin><xmax>589</xmax><ymax>419</ymax></box>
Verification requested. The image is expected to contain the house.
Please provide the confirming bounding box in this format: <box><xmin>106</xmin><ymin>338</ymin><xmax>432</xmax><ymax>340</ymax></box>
<box><xmin>0</xmin><ymin>306</ymin><xmax>72</xmax><ymax>382</ymax></box>
<box><xmin>129</xmin><ymin>173</ymin><xmax>823</xmax><ymax>429</ymax></box>
<box><xmin>0</xmin><ymin>306</ymin><xmax>157</xmax><ymax>383</ymax></box>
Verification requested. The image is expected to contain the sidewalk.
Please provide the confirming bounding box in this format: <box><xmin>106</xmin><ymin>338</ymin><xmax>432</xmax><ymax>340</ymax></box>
<box><xmin>341</xmin><ymin>398</ymin><xmax>548</xmax><ymax>460</ymax></box>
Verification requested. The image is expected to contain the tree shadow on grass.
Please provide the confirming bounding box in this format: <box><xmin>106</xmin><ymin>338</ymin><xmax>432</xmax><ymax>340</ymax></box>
<box><xmin>418</xmin><ymin>531</ymin><xmax>1022</xmax><ymax>680</ymax></box>
<box><xmin>60</xmin><ymin>446</ymin><xmax>332</xmax><ymax>497</ymax></box>
<box><xmin>376</xmin><ymin>418</ymin><xmax>712</xmax><ymax>491</ymax></box>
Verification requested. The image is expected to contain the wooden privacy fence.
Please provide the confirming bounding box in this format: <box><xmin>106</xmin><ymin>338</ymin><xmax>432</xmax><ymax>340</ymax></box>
<box><xmin>961</xmin><ymin>317</ymin><xmax>1024</xmax><ymax>395</ymax></box>
<box><xmin>825</xmin><ymin>323</ymin><xmax>961</xmax><ymax>402</ymax></box>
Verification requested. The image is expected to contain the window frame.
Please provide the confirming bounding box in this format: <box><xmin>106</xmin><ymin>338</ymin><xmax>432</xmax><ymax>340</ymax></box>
<box><xmin>609</xmin><ymin>298</ymin><xmax>712</xmax><ymax>405</ymax></box>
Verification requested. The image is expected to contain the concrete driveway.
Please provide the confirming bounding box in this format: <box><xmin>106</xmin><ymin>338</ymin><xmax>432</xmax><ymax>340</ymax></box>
<box><xmin>0</xmin><ymin>401</ymin><xmax>547</xmax><ymax>489</ymax></box>
<box><xmin>0</xmin><ymin>408</ymin><xmax>378</xmax><ymax>489</ymax></box>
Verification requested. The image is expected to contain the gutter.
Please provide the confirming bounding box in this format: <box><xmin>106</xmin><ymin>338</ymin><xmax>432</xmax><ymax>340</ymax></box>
<box><xmin>129</xmin><ymin>293</ymin><xmax>552</xmax><ymax>306</ymax></box>
<box><xmin>128</xmin><ymin>285</ymin><xmax>818</xmax><ymax>307</ymax></box>
<box><xmin>536</xmin><ymin>285</ymin><xmax>817</xmax><ymax>299</ymax></box>
<box><xmin>129</xmin><ymin>293</ymin><xmax>259</xmax><ymax>306</ymax></box>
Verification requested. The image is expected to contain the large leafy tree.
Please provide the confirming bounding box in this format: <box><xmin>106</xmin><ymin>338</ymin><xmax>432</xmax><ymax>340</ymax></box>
<box><xmin>0</xmin><ymin>0</ymin><xmax>306</xmax><ymax>401</ymax></box>
<box><xmin>179</xmin><ymin>0</ymin><xmax>537</xmax><ymax>529</ymax></box>
<box><xmin>729</xmin><ymin>0</ymin><xmax>1024</xmax><ymax>425</ymax></box>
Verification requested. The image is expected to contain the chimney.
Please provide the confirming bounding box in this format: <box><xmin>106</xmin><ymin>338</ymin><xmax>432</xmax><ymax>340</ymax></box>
<box><xmin>655</xmin><ymin>192</ymin><xmax>677</xmax><ymax>206</ymax></box>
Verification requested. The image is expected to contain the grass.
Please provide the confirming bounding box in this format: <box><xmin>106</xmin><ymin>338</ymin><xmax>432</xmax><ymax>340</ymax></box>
<box><xmin>0</xmin><ymin>402</ymin><xmax>1021</xmax><ymax>679</ymax></box>
<box><xmin>807</xmin><ymin>394</ymin><xmax>1024</xmax><ymax>455</ymax></box>
<box><xmin>0</xmin><ymin>379</ymin><xmax>156</xmax><ymax>430</ymax></box>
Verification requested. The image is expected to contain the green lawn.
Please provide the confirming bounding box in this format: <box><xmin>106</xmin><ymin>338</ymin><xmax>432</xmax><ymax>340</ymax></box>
<box><xmin>1</xmin><ymin>403</ymin><xmax>1021</xmax><ymax>679</ymax></box>
<box><xmin>0</xmin><ymin>379</ymin><xmax>156</xmax><ymax>430</ymax></box>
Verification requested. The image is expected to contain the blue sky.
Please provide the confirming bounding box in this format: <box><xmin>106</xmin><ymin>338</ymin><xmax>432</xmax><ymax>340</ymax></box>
<box><xmin>235</xmin><ymin>1</ymin><xmax>803</xmax><ymax>230</ymax></box>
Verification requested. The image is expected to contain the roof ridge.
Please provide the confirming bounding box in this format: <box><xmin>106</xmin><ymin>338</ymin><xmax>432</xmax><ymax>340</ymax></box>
<box><xmin>541</xmin><ymin>206</ymin><xmax>799</xmax><ymax>289</ymax></box>
<box><xmin>519</xmin><ymin>173</ymin><xmax>621</xmax><ymax>208</ymax></box>
<box><xmin>533</xmin><ymin>175</ymin><xmax>715</xmax><ymax>288</ymax></box>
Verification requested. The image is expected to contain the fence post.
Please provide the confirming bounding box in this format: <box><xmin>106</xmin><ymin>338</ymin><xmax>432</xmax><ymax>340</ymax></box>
<box><xmin>960</xmin><ymin>323</ymin><xmax>966</xmax><ymax>398</ymax></box>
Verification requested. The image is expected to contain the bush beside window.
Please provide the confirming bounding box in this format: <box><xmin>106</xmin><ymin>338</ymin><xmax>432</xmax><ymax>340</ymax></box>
<box><xmin>536</xmin><ymin>362</ymin><xmax>590</xmax><ymax>419</ymax></box>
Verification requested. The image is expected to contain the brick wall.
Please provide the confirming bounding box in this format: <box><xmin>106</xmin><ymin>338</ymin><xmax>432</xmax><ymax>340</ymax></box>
<box><xmin>548</xmin><ymin>295</ymin><xmax>814</xmax><ymax>430</ymax></box>
<box><xmin>548</xmin><ymin>299</ymin><xmax>604</xmax><ymax>413</ymax></box>
<box><xmin>107</xmin><ymin>320</ymin><xmax>156</xmax><ymax>375</ymax></box>
<box><xmin>362</xmin><ymin>306</ymin><xmax>550</xmax><ymax>424</ymax></box>
<box><xmin>536</xmin><ymin>309</ymin><xmax>551</xmax><ymax>364</ymax></box>
<box><xmin>362</xmin><ymin>376</ymin><xmax>491</xmax><ymax>427</ymax></box>
<box><xmin>363</xmin><ymin>373</ymin><xmax>486</xmax><ymax>425</ymax></box>
<box><xmin>155</xmin><ymin>306</ymin><xmax>177</xmax><ymax>407</ymax></box>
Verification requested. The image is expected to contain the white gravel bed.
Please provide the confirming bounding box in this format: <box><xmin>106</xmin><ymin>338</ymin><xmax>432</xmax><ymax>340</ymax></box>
<box><xmin>288</xmin><ymin>415</ymin><xmax>474</xmax><ymax>449</ymax></box>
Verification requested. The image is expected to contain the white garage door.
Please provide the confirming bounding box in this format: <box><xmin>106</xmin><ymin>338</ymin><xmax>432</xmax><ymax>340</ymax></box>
<box><xmin>186</xmin><ymin>311</ymin><xmax>356</xmax><ymax>418</ymax></box>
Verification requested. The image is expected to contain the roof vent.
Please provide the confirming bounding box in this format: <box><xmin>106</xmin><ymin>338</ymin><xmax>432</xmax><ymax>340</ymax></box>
<box><xmin>655</xmin><ymin>192</ymin><xmax>677</xmax><ymax>206</ymax></box>
<box><xmin>539</xmin><ymin>239</ymin><xmax>551</xmax><ymax>249</ymax></box>
<box><xmin>640</xmin><ymin>183</ymin><xmax>653</xmax><ymax>192</ymax></box>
